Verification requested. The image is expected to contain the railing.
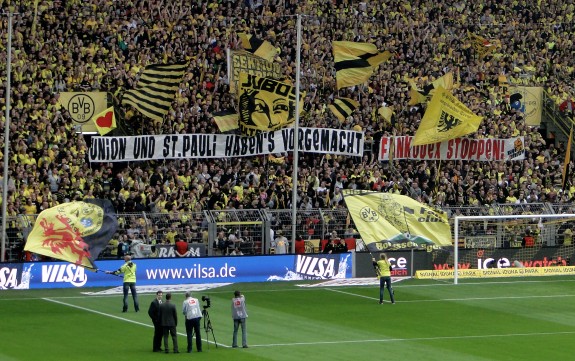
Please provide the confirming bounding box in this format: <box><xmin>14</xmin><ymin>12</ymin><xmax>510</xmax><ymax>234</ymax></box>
<box><xmin>1</xmin><ymin>203</ymin><xmax>571</xmax><ymax>262</ymax></box>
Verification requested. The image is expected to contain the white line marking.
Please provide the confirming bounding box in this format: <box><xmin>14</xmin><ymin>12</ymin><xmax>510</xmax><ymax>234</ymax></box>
<box><xmin>250</xmin><ymin>331</ymin><xmax>575</xmax><ymax>348</ymax></box>
<box><xmin>42</xmin><ymin>298</ymin><xmax>229</xmax><ymax>348</ymax></box>
<box><xmin>324</xmin><ymin>287</ymin><xmax>575</xmax><ymax>303</ymax></box>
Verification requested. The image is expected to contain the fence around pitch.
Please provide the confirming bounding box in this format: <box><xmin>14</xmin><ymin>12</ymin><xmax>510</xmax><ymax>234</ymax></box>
<box><xmin>2</xmin><ymin>203</ymin><xmax>572</xmax><ymax>262</ymax></box>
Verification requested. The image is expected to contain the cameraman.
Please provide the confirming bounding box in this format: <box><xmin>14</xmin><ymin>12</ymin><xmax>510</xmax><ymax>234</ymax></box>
<box><xmin>107</xmin><ymin>255</ymin><xmax>139</xmax><ymax>312</ymax></box>
<box><xmin>231</xmin><ymin>290</ymin><xmax>248</xmax><ymax>348</ymax></box>
<box><xmin>182</xmin><ymin>292</ymin><xmax>203</xmax><ymax>353</ymax></box>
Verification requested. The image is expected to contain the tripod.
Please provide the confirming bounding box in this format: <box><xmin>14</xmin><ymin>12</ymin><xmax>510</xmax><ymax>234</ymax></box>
<box><xmin>202</xmin><ymin>308</ymin><xmax>218</xmax><ymax>348</ymax></box>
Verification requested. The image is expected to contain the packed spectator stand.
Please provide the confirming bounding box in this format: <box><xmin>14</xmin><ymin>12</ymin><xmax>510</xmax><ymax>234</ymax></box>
<box><xmin>2</xmin><ymin>0</ymin><xmax>575</xmax><ymax>261</ymax></box>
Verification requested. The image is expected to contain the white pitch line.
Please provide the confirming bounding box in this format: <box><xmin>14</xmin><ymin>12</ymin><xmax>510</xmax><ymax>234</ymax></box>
<box><xmin>250</xmin><ymin>331</ymin><xmax>575</xmax><ymax>348</ymax></box>
<box><xmin>42</xmin><ymin>298</ymin><xmax>229</xmax><ymax>348</ymax></box>
<box><xmin>325</xmin><ymin>287</ymin><xmax>575</xmax><ymax>303</ymax></box>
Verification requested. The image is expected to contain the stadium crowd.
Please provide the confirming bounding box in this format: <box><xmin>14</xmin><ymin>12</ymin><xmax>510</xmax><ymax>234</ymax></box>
<box><xmin>1</xmin><ymin>0</ymin><xmax>575</xmax><ymax>252</ymax></box>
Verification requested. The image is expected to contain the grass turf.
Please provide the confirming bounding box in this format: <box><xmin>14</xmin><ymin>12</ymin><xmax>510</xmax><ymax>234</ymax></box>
<box><xmin>1</xmin><ymin>277</ymin><xmax>574</xmax><ymax>361</ymax></box>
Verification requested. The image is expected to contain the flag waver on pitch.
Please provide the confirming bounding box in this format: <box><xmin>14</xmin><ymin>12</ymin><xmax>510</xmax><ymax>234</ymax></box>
<box><xmin>413</xmin><ymin>86</ymin><xmax>482</xmax><ymax>146</ymax></box>
<box><xmin>343</xmin><ymin>190</ymin><xmax>451</xmax><ymax>252</ymax></box>
<box><xmin>93</xmin><ymin>107</ymin><xmax>116</xmax><ymax>135</ymax></box>
<box><xmin>122</xmin><ymin>62</ymin><xmax>187</xmax><ymax>122</ymax></box>
<box><xmin>329</xmin><ymin>97</ymin><xmax>359</xmax><ymax>122</ymax></box>
<box><xmin>238</xmin><ymin>33</ymin><xmax>278</xmax><ymax>63</ymax></box>
<box><xmin>24</xmin><ymin>199</ymin><xmax>118</xmax><ymax>270</ymax></box>
<box><xmin>333</xmin><ymin>41</ymin><xmax>392</xmax><ymax>89</ymax></box>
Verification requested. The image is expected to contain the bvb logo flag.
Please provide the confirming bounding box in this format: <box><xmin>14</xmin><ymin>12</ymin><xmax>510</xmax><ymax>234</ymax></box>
<box><xmin>333</xmin><ymin>41</ymin><xmax>392</xmax><ymax>90</ymax></box>
<box><xmin>238</xmin><ymin>73</ymin><xmax>305</xmax><ymax>136</ymax></box>
<box><xmin>343</xmin><ymin>190</ymin><xmax>451</xmax><ymax>252</ymax></box>
<box><xmin>93</xmin><ymin>107</ymin><xmax>116</xmax><ymax>136</ymax></box>
<box><xmin>413</xmin><ymin>86</ymin><xmax>482</xmax><ymax>146</ymax></box>
<box><xmin>24</xmin><ymin>199</ymin><xmax>118</xmax><ymax>270</ymax></box>
<box><xmin>57</xmin><ymin>92</ymin><xmax>108</xmax><ymax>133</ymax></box>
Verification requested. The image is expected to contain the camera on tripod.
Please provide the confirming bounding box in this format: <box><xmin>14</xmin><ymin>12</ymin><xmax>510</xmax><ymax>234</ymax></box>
<box><xmin>202</xmin><ymin>295</ymin><xmax>211</xmax><ymax>309</ymax></box>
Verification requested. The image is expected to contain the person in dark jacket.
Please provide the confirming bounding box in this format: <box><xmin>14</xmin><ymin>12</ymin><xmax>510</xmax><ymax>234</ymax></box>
<box><xmin>159</xmin><ymin>292</ymin><xmax>179</xmax><ymax>353</ymax></box>
<box><xmin>147</xmin><ymin>290</ymin><xmax>164</xmax><ymax>352</ymax></box>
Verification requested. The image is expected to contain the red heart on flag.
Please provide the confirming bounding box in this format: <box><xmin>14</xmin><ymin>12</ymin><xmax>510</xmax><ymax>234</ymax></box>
<box><xmin>96</xmin><ymin>111</ymin><xmax>113</xmax><ymax>128</ymax></box>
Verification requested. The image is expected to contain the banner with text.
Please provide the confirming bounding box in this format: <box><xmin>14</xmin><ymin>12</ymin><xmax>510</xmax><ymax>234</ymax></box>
<box><xmin>379</xmin><ymin>136</ymin><xmax>525</xmax><ymax>161</ymax></box>
<box><xmin>230</xmin><ymin>50</ymin><xmax>283</xmax><ymax>93</ymax></box>
<box><xmin>89</xmin><ymin>128</ymin><xmax>365</xmax><ymax>162</ymax></box>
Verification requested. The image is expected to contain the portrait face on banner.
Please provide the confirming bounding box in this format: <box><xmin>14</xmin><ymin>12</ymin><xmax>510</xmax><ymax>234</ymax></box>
<box><xmin>238</xmin><ymin>73</ymin><xmax>304</xmax><ymax>136</ymax></box>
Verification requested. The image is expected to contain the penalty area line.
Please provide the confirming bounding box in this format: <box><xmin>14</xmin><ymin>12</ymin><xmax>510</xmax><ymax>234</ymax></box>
<box><xmin>42</xmin><ymin>298</ymin><xmax>228</xmax><ymax>348</ymax></box>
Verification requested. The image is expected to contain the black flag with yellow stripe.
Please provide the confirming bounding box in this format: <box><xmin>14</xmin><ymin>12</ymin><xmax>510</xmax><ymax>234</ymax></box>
<box><xmin>329</xmin><ymin>97</ymin><xmax>359</xmax><ymax>122</ymax></box>
<box><xmin>238</xmin><ymin>33</ymin><xmax>277</xmax><ymax>62</ymax></box>
<box><xmin>122</xmin><ymin>62</ymin><xmax>188</xmax><ymax>122</ymax></box>
<box><xmin>333</xmin><ymin>41</ymin><xmax>392</xmax><ymax>89</ymax></box>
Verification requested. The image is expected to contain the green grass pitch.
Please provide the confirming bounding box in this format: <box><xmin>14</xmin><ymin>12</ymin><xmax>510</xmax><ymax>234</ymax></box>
<box><xmin>2</xmin><ymin>276</ymin><xmax>574</xmax><ymax>361</ymax></box>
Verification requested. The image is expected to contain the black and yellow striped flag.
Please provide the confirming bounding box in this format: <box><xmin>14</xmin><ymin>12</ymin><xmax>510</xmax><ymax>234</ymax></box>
<box><xmin>238</xmin><ymin>33</ymin><xmax>277</xmax><ymax>62</ymax></box>
<box><xmin>213</xmin><ymin>111</ymin><xmax>239</xmax><ymax>133</ymax></box>
<box><xmin>122</xmin><ymin>62</ymin><xmax>188</xmax><ymax>122</ymax></box>
<box><xmin>333</xmin><ymin>41</ymin><xmax>392</xmax><ymax>89</ymax></box>
<box><xmin>329</xmin><ymin>97</ymin><xmax>359</xmax><ymax>122</ymax></box>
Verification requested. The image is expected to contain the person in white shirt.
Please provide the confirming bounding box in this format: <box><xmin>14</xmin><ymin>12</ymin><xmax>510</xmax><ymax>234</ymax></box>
<box><xmin>231</xmin><ymin>290</ymin><xmax>248</xmax><ymax>348</ymax></box>
<box><xmin>182</xmin><ymin>292</ymin><xmax>203</xmax><ymax>353</ymax></box>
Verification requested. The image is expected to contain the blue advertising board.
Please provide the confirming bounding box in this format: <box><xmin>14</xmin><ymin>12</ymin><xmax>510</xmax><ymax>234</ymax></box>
<box><xmin>0</xmin><ymin>253</ymin><xmax>353</xmax><ymax>290</ymax></box>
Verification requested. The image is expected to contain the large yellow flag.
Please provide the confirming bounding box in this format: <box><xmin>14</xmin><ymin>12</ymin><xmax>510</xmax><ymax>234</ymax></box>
<box><xmin>57</xmin><ymin>92</ymin><xmax>108</xmax><ymax>133</ymax></box>
<box><xmin>238</xmin><ymin>73</ymin><xmax>305</xmax><ymax>136</ymax></box>
<box><xmin>343</xmin><ymin>190</ymin><xmax>451</xmax><ymax>252</ymax></box>
<box><xmin>24</xmin><ymin>199</ymin><xmax>118</xmax><ymax>270</ymax></box>
<box><xmin>333</xmin><ymin>41</ymin><xmax>392</xmax><ymax>89</ymax></box>
<box><xmin>413</xmin><ymin>86</ymin><xmax>482</xmax><ymax>146</ymax></box>
<box><xmin>92</xmin><ymin>107</ymin><xmax>116</xmax><ymax>136</ymax></box>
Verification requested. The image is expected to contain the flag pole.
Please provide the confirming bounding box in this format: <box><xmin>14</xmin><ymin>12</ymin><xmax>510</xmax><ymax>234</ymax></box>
<box><xmin>1</xmin><ymin>12</ymin><xmax>14</xmax><ymax>263</ymax></box>
<box><xmin>290</xmin><ymin>14</ymin><xmax>302</xmax><ymax>254</ymax></box>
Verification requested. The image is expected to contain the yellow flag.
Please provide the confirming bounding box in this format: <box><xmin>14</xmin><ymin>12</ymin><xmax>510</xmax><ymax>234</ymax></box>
<box><xmin>92</xmin><ymin>107</ymin><xmax>116</xmax><ymax>136</ymax></box>
<box><xmin>467</xmin><ymin>31</ymin><xmax>499</xmax><ymax>59</ymax></box>
<box><xmin>238</xmin><ymin>33</ymin><xmax>278</xmax><ymax>63</ymax></box>
<box><xmin>57</xmin><ymin>92</ymin><xmax>108</xmax><ymax>133</ymax></box>
<box><xmin>212</xmin><ymin>111</ymin><xmax>239</xmax><ymax>133</ymax></box>
<box><xmin>329</xmin><ymin>97</ymin><xmax>359</xmax><ymax>122</ymax></box>
<box><xmin>413</xmin><ymin>86</ymin><xmax>482</xmax><ymax>146</ymax></box>
<box><xmin>378</xmin><ymin>106</ymin><xmax>394</xmax><ymax>123</ymax></box>
<box><xmin>333</xmin><ymin>41</ymin><xmax>392</xmax><ymax>89</ymax></box>
<box><xmin>343</xmin><ymin>190</ymin><xmax>451</xmax><ymax>252</ymax></box>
